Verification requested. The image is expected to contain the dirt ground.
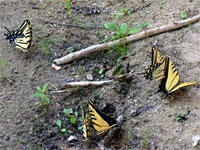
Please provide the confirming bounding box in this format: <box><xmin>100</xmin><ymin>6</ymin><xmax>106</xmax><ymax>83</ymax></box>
<box><xmin>1</xmin><ymin>0</ymin><xmax>200</xmax><ymax>150</ymax></box>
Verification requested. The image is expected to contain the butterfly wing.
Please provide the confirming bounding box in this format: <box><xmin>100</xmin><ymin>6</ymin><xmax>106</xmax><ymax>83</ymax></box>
<box><xmin>144</xmin><ymin>47</ymin><xmax>165</xmax><ymax>80</ymax></box>
<box><xmin>159</xmin><ymin>56</ymin><xmax>197</xmax><ymax>95</ymax></box>
<box><xmin>88</xmin><ymin>101</ymin><xmax>117</xmax><ymax>136</ymax></box>
<box><xmin>82</xmin><ymin>111</ymin><xmax>89</xmax><ymax>140</ymax></box>
<box><xmin>152</xmin><ymin>61</ymin><xmax>166</xmax><ymax>80</ymax></box>
<box><xmin>169</xmin><ymin>82</ymin><xmax>197</xmax><ymax>93</ymax></box>
<box><xmin>164</xmin><ymin>57</ymin><xmax>180</xmax><ymax>92</ymax></box>
<box><xmin>152</xmin><ymin>47</ymin><xmax>165</xmax><ymax>65</ymax></box>
<box><xmin>14</xmin><ymin>20</ymin><xmax>32</xmax><ymax>52</ymax></box>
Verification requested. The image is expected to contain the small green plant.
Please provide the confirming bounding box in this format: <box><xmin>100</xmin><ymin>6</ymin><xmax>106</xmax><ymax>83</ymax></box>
<box><xmin>29</xmin><ymin>144</ymin><xmax>32</xmax><ymax>150</ymax></box>
<box><xmin>159</xmin><ymin>1</ymin><xmax>165</xmax><ymax>8</ymax></box>
<box><xmin>56</xmin><ymin>120</ymin><xmax>67</xmax><ymax>133</ymax></box>
<box><xmin>41</xmin><ymin>37</ymin><xmax>51</xmax><ymax>56</ymax></box>
<box><xmin>0</xmin><ymin>58</ymin><xmax>7</xmax><ymax>81</ymax></box>
<box><xmin>98</xmin><ymin>92</ymin><xmax>104</xmax><ymax>99</ymax></box>
<box><xmin>72</xmin><ymin>14</ymin><xmax>87</xmax><ymax>29</ymax></box>
<box><xmin>116</xmin><ymin>6</ymin><xmax>130</xmax><ymax>21</ymax></box>
<box><xmin>30</xmin><ymin>82</ymin><xmax>50</xmax><ymax>106</ymax></box>
<box><xmin>176</xmin><ymin>112</ymin><xmax>187</xmax><ymax>122</ymax></box>
<box><xmin>180</xmin><ymin>13</ymin><xmax>187</xmax><ymax>19</ymax></box>
<box><xmin>125</xmin><ymin>122</ymin><xmax>134</xmax><ymax>140</ymax></box>
<box><xmin>63</xmin><ymin>108</ymin><xmax>83</xmax><ymax>130</ymax></box>
<box><xmin>141</xmin><ymin>131</ymin><xmax>151</xmax><ymax>148</ymax></box>
<box><xmin>104</xmin><ymin>21</ymin><xmax>147</xmax><ymax>58</ymax></box>
<box><xmin>65</xmin><ymin>0</ymin><xmax>71</xmax><ymax>16</ymax></box>
<box><xmin>98</xmin><ymin>69</ymin><xmax>104</xmax><ymax>79</ymax></box>
<box><xmin>113</xmin><ymin>65</ymin><xmax>125</xmax><ymax>75</ymax></box>
<box><xmin>146</xmin><ymin>88</ymin><xmax>153</xmax><ymax>96</ymax></box>
<box><xmin>104</xmin><ymin>21</ymin><xmax>147</xmax><ymax>40</ymax></box>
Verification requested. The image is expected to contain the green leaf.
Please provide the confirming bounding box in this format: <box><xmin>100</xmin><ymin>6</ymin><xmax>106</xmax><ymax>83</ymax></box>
<box><xmin>65</xmin><ymin>0</ymin><xmax>71</xmax><ymax>11</ymax></box>
<box><xmin>56</xmin><ymin>120</ymin><xmax>62</xmax><ymax>128</ymax></box>
<box><xmin>41</xmin><ymin>37</ymin><xmax>51</xmax><ymax>56</ymax></box>
<box><xmin>120</xmin><ymin>23</ymin><xmax>127</xmax><ymax>34</ymax></box>
<box><xmin>128</xmin><ymin>26</ymin><xmax>140</xmax><ymax>34</ymax></box>
<box><xmin>104</xmin><ymin>23</ymin><xmax>118</xmax><ymax>31</ymax></box>
<box><xmin>99</xmin><ymin>69</ymin><xmax>103</xmax><ymax>74</ymax></box>
<box><xmin>41</xmin><ymin>82</ymin><xmax>49</xmax><ymax>93</ymax></box>
<box><xmin>115</xmin><ymin>11</ymin><xmax>120</xmax><ymax>21</ymax></box>
<box><xmin>112</xmin><ymin>34</ymin><xmax>121</xmax><ymax>40</ymax></box>
<box><xmin>36</xmin><ymin>86</ymin><xmax>41</xmax><ymax>91</ymax></box>
<box><xmin>100</xmin><ymin>74</ymin><xmax>104</xmax><ymax>79</ymax></box>
<box><xmin>30</xmin><ymin>93</ymin><xmax>41</xmax><ymax>98</ymax></box>
<box><xmin>75</xmin><ymin>112</ymin><xmax>78</xmax><ymax>117</ymax></box>
<box><xmin>99</xmin><ymin>93</ymin><xmax>103</xmax><ymax>99</ymax></box>
<box><xmin>78</xmin><ymin>126</ymin><xmax>82</xmax><ymax>130</ymax></box>
<box><xmin>69</xmin><ymin>115</ymin><xmax>76</xmax><ymax>124</ymax></box>
<box><xmin>65</xmin><ymin>118</ymin><xmax>69</xmax><ymax>121</ymax></box>
<box><xmin>61</xmin><ymin>128</ymin><xmax>67</xmax><ymax>133</ymax></box>
<box><xmin>63</xmin><ymin>108</ymin><xmax>70</xmax><ymax>115</ymax></box>
<box><xmin>180</xmin><ymin>13</ymin><xmax>187</xmax><ymax>19</ymax></box>
<box><xmin>119</xmin><ymin>6</ymin><xmax>125</xmax><ymax>11</ymax></box>
<box><xmin>103</xmin><ymin>35</ymin><xmax>109</xmax><ymax>42</ymax></box>
<box><xmin>34</xmin><ymin>101</ymin><xmax>41</xmax><ymax>105</ymax></box>
<box><xmin>142</xmin><ymin>21</ymin><xmax>148</xmax><ymax>27</ymax></box>
<box><xmin>44</xmin><ymin>96</ymin><xmax>50</xmax><ymax>104</ymax></box>
<box><xmin>2</xmin><ymin>58</ymin><xmax>7</xmax><ymax>68</ymax></box>
<box><xmin>116</xmin><ymin>30</ymin><xmax>122</xmax><ymax>35</ymax></box>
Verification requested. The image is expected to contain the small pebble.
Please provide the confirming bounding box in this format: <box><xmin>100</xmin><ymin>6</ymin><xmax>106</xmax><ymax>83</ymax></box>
<box><xmin>52</xmin><ymin>64</ymin><xmax>61</xmax><ymax>70</ymax></box>
<box><xmin>68</xmin><ymin>135</ymin><xmax>78</xmax><ymax>142</ymax></box>
<box><xmin>192</xmin><ymin>135</ymin><xmax>200</xmax><ymax>147</ymax></box>
<box><xmin>87</xmin><ymin>74</ymin><xmax>93</xmax><ymax>80</ymax></box>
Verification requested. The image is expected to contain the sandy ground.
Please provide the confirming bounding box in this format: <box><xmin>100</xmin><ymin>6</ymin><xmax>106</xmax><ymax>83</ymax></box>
<box><xmin>0</xmin><ymin>0</ymin><xmax>200</xmax><ymax>149</ymax></box>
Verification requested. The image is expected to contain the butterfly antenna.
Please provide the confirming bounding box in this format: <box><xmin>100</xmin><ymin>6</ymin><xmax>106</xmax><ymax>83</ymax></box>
<box><xmin>4</xmin><ymin>27</ymin><xmax>10</xmax><ymax>32</ymax></box>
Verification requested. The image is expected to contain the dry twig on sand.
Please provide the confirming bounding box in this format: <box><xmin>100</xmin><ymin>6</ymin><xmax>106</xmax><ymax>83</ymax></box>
<box><xmin>53</xmin><ymin>14</ymin><xmax>200</xmax><ymax>65</ymax></box>
<box><xmin>59</xmin><ymin>80</ymin><xmax>113</xmax><ymax>90</ymax></box>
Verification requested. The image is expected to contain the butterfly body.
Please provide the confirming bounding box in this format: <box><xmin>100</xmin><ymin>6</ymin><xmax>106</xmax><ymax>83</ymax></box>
<box><xmin>4</xmin><ymin>19</ymin><xmax>32</xmax><ymax>52</ymax></box>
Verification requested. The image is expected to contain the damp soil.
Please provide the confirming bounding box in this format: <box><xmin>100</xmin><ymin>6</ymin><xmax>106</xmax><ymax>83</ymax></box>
<box><xmin>1</xmin><ymin>0</ymin><xmax>200</xmax><ymax>150</ymax></box>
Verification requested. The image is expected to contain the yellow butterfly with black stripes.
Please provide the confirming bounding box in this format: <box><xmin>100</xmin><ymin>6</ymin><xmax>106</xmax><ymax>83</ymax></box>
<box><xmin>4</xmin><ymin>19</ymin><xmax>32</xmax><ymax>52</ymax></box>
<box><xmin>82</xmin><ymin>110</ymin><xmax>89</xmax><ymax>140</ymax></box>
<box><xmin>88</xmin><ymin>100</ymin><xmax>117</xmax><ymax>136</ymax></box>
<box><xmin>158</xmin><ymin>56</ymin><xmax>197</xmax><ymax>95</ymax></box>
<box><xmin>144</xmin><ymin>47</ymin><xmax>166</xmax><ymax>80</ymax></box>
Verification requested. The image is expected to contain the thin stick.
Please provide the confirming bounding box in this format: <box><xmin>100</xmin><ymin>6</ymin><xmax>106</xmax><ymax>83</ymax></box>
<box><xmin>37</xmin><ymin>18</ymin><xmax>104</xmax><ymax>29</ymax></box>
<box><xmin>59</xmin><ymin>80</ymin><xmax>113</xmax><ymax>89</ymax></box>
<box><xmin>49</xmin><ymin>82</ymin><xmax>59</xmax><ymax>91</ymax></box>
<box><xmin>53</xmin><ymin>14</ymin><xmax>200</xmax><ymax>65</ymax></box>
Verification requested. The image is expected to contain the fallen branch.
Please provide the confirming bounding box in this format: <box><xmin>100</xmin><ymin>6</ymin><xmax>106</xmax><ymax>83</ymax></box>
<box><xmin>53</xmin><ymin>14</ymin><xmax>200</xmax><ymax>65</ymax></box>
<box><xmin>59</xmin><ymin>80</ymin><xmax>113</xmax><ymax>89</ymax></box>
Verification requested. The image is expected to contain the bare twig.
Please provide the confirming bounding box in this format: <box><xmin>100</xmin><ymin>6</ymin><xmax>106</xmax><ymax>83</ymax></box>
<box><xmin>50</xmin><ymin>90</ymin><xmax>67</xmax><ymax>94</ymax></box>
<box><xmin>49</xmin><ymin>82</ymin><xmax>59</xmax><ymax>91</ymax></box>
<box><xmin>53</xmin><ymin>14</ymin><xmax>200</xmax><ymax>65</ymax></box>
<box><xmin>37</xmin><ymin>18</ymin><xmax>104</xmax><ymax>29</ymax></box>
<box><xmin>59</xmin><ymin>80</ymin><xmax>113</xmax><ymax>90</ymax></box>
<box><xmin>112</xmin><ymin>70</ymin><xmax>134</xmax><ymax>81</ymax></box>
